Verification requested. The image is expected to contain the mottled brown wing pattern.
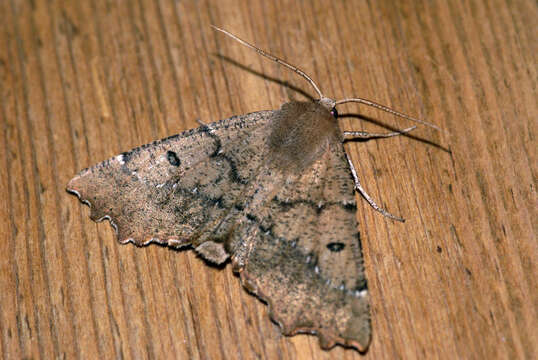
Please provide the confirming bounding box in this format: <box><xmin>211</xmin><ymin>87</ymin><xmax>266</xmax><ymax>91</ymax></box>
<box><xmin>67</xmin><ymin>110</ymin><xmax>275</xmax><ymax>250</ymax></box>
<box><xmin>231</xmin><ymin>139</ymin><xmax>370</xmax><ymax>350</ymax></box>
<box><xmin>68</xmin><ymin>101</ymin><xmax>370</xmax><ymax>351</ymax></box>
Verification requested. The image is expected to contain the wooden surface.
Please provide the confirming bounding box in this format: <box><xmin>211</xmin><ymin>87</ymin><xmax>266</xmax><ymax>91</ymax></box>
<box><xmin>1</xmin><ymin>0</ymin><xmax>536</xmax><ymax>359</ymax></box>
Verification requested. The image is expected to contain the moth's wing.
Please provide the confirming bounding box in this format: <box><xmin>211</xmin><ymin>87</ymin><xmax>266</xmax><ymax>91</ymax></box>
<box><xmin>68</xmin><ymin>106</ymin><xmax>371</xmax><ymax>350</ymax></box>
<box><xmin>67</xmin><ymin>110</ymin><xmax>275</xmax><ymax>257</ymax></box>
<box><xmin>234</xmin><ymin>139</ymin><xmax>371</xmax><ymax>351</ymax></box>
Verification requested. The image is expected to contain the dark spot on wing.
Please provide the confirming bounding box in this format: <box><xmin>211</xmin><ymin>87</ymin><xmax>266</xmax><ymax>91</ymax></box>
<box><xmin>234</xmin><ymin>203</ymin><xmax>245</xmax><ymax>211</ymax></box>
<box><xmin>246</xmin><ymin>213</ymin><xmax>257</xmax><ymax>222</ymax></box>
<box><xmin>121</xmin><ymin>151</ymin><xmax>132</xmax><ymax>163</ymax></box>
<box><xmin>326</xmin><ymin>242</ymin><xmax>345</xmax><ymax>252</ymax></box>
<box><xmin>166</xmin><ymin>151</ymin><xmax>180</xmax><ymax>166</ymax></box>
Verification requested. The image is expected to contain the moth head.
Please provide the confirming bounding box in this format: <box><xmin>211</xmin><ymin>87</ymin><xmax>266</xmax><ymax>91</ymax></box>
<box><xmin>318</xmin><ymin>97</ymin><xmax>337</xmax><ymax>113</ymax></box>
<box><xmin>316</xmin><ymin>97</ymin><xmax>338</xmax><ymax>119</ymax></box>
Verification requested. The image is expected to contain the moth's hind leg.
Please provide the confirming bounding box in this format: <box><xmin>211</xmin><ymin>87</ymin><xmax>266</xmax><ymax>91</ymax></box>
<box><xmin>343</xmin><ymin>126</ymin><xmax>416</xmax><ymax>141</ymax></box>
<box><xmin>344</xmin><ymin>153</ymin><xmax>405</xmax><ymax>222</ymax></box>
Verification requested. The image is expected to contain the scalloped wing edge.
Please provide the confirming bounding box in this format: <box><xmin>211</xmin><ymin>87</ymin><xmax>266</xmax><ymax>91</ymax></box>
<box><xmin>236</xmin><ymin>264</ymin><xmax>370</xmax><ymax>352</ymax></box>
<box><xmin>66</xmin><ymin>181</ymin><xmax>192</xmax><ymax>249</ymax></box>
<box><xmin>69</xmin><ymin>175</ymin><xmax>370</xmax><ymax>351</ymax></box>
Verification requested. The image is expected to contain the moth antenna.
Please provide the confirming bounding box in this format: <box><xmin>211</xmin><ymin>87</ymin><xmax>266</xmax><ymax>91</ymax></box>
<box><xmin>336</xmin><ymin>98</ymin><xmax>440</xmax><ymax>130</ymax></box>
<box><xmin>211</xmin><ymin>25</ymin><xmax>324</xmax><ymax>100</ymax></box>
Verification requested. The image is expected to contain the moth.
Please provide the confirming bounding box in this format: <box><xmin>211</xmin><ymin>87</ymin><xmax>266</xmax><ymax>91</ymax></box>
<box><xmin>67</xmin><ymin>27</ymin><xmax>438</xmax><ymax>351</ymax></box>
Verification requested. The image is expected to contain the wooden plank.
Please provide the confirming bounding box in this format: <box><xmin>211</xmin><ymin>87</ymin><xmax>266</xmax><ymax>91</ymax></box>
<box><xmin>0</xmin><ymin>0</ymin><xmax>535</xmax><ymax>358</ymax></box>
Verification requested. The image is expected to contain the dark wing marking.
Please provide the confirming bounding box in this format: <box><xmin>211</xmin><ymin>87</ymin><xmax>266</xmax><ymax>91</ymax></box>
<box><xmin>231</xmin><ymin>139</ymin><xmax>371</xmax><ymax>351</ymax></box>
<box><xmin>67</xmin><ymin>110</ymin><xmax>275</xmax><ymax>252</ymax></box>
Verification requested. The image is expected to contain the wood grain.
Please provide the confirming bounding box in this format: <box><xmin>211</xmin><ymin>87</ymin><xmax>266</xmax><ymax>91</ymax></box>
<box><xmin>0</xmin><ymin>0</ymin><xmax>536</xmax><ymax>359</ymax></box>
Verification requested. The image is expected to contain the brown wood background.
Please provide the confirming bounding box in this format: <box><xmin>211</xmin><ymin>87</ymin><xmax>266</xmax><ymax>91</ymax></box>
<box><xmin>1</xmin><ymin>0</ymin><xmax>536</xmax><ymax>359</ymax></box>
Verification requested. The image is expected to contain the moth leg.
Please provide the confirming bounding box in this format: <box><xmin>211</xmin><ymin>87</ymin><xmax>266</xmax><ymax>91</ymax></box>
<box><xmin>345</xmin><ymin>153</ymin><xmax>405</xmax><ymax>222</ymax></box>
<box><xmin>343</xmin><ymin>126</ymin><xmax>416</xmax><ymax>141</ymax></box>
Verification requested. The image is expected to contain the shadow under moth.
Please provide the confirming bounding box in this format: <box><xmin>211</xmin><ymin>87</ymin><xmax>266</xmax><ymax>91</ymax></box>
<box><xmin>67</xmin><ymin>27</ymin><xmax>439</xmax><ymax>351</ymax></box>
